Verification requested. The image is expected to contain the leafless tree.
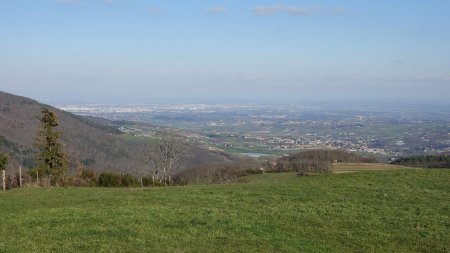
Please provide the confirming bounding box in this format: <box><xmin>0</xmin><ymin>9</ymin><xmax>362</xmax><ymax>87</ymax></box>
<box><xmin>140</xmin><ymin>131</ymin><xmax>188</xmax><ymax>185</ymax></box>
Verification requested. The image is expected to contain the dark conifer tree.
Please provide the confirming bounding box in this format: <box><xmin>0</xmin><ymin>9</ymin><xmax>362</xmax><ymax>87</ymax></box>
<box><xmin>35</xmin><ymin>108</ymin><xmax>68</xmax><ymax>185</ymax></box>
<box><xmin>0</xmin><ymin>153</ymin><xmax>8</xmax><ymax>171</ymax></box>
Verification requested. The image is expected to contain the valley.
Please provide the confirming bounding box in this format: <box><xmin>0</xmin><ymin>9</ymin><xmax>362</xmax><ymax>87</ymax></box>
<box><xmin>2</xmin><ymin>1</ymin><xmax>449</xmax><ymax>252</ymax></box>
<box><xmin>57</xmin><ymin>103</ymin><xmax>450</xmax><ymax>160</ymax></box>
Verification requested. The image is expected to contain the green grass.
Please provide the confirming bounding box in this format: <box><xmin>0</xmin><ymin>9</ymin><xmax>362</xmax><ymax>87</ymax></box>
<box><xmin>1</xmin><ymin>170</ymin><xmax>449</xmax><ymax>252</ymax></box>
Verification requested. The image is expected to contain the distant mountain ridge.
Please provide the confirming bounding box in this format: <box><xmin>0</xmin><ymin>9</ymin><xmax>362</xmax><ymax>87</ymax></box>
<box><xmin>0</xmin><ymin>91</ymin><xmax>237</xmax><ymax>173</ymax></box>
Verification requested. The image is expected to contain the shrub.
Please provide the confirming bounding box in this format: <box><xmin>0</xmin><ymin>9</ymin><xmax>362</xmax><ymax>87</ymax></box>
<box><xmin>141</xmin><ymin>176</ymin><xmax>170</xmax><ymax>187</ymax></box>
<box><xmin>120</xmin><ymin>174</ymin><xmax>139</xmax><ymax>187</ymax></box>
<box><xmin>69</xmin><ymin>166</ymin><xmax>98</xmax><ymax>187</ymax></box>
<box><xmin>98</xmin><ymin>172</ymin><xmax>139</xmax><ymax>187</ymax></box>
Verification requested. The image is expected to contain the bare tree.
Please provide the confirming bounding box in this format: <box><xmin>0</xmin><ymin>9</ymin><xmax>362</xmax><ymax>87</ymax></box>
<box><xmin>141</xmin><ymin>131</ymin><xmax>188</xmax><ymax>185</ymax></box>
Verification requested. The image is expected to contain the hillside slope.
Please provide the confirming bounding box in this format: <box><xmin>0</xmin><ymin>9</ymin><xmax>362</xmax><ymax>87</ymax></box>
<box><xmin>0</xmin><ymin>91</ymin><xmax>237</xmax><ymax>172</ymax></box>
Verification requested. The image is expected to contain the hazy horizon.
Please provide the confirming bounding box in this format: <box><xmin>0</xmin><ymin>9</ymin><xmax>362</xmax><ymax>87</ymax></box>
<box><xmin>4</xmin><ymin>88</ymin><xmax>450</xmax><ymax>108</ymax></box>
<box><xmin>1</xmin><ymin>1</ymin><xmax>449</xmax><ymax>106</ymax></box>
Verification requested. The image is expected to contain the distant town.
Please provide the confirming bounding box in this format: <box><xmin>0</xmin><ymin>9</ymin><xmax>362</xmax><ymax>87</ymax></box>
<box><xmin>57</xmin><ymin>103</ymin><xmax>450</xmax><ymax>159</ymax></box>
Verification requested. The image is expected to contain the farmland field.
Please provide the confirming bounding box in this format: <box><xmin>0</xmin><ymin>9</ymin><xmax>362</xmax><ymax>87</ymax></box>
<box><xmin>331</xmin><ymin>163</ymin><xmax>416</xmax><ymax>173</ymax></box>
<box><xmin>1</xmin><ymin>168</ymin><xmax>449</xmax><ymax>252</ymax></box>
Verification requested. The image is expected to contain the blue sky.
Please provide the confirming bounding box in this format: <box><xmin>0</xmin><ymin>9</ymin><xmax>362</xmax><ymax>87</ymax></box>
<box><xmin>1</xmin><ymin>0</ymin><xmax>450</xmax><ymax>104</ymax></box>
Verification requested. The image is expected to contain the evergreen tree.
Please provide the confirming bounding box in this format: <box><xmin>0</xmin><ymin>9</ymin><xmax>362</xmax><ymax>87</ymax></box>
<box><xmin>0</xmin><ymin>153</ymin><xmax>8</xmax><ymax>171</ymax></box>
<box><xmin>35</xmin><ymin>108</ymin><xmax>68</xmax><ymax>185</ymax></box>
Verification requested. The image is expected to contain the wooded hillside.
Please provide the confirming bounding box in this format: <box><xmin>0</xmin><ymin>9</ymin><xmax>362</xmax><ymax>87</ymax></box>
<box><xmin>0</xmin><ymin>91</ymin><xmax>237</xmax><ymax>173</ymax></box>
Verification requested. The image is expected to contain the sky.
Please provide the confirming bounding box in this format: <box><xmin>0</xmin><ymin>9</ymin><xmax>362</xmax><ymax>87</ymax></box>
<box><xmin>1</xmin><ymin>0</ymin><xmax>450</xmax><ymax>105</ymax></box>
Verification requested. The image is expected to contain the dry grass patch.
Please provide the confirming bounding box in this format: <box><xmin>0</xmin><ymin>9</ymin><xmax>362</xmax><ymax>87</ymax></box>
<box><xmin>331</xmin><ymin>163</ymin><xmax>417</xmax><ymax>174</ymax></box>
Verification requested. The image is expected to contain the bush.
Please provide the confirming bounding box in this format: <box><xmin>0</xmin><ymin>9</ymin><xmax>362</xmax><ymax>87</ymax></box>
<box><xmin>141</xmin><ymin>176</ymin><xmax>172</xmax><ymax>187</ymax></box>
<box><xmin>69</xmin><ymin>166</ymin><xmax>98</xmax><ymax>187</ymax></box>
<box><xmin>120</xmin><ymin>174</ymin><xmax>139</xmax><ymax>187</ymax></box>
<box><xmin>98</xmin><ymin>172</ymin><xmax>139</xmax><ymax>187</ymax></box>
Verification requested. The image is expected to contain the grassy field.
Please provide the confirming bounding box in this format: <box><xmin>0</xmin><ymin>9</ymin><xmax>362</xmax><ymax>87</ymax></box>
<box><xmin>1</xmin><ymin>169</ymin><xmax>449</xmax><ymax>252</ymax></box>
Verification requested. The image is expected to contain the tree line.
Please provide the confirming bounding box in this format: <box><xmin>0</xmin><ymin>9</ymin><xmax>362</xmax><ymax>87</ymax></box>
<box><xmin>273</xmin><ymin>149</ymin><xmax>377</xmax><ymax>175</ymax></box>
<box><xmin>391</xmin><ymin>155</ymin><xmax>450</xmax><ymax>168</ymax></box>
